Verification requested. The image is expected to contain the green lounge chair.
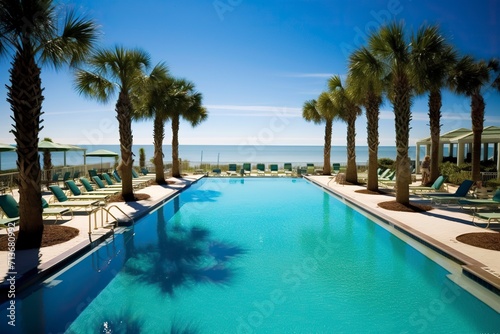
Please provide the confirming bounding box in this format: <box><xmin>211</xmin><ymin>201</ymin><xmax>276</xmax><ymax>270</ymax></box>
<box><xmin>141</xmin><ymin>168</ymin><xmax>150</xmax><ymax>175</ymax></box>
<box><xmin>410</xmin><ymin>175</ymin><xmax>447</xmax><ymax>194</ymax></box>
<box><xmin>132</xmin><ymin>168</ymin><xmax>154</xmax><ymax>180</ymax></box>
<box><xmin>270</xmin><ymin>164</ymin><xmax>279</xmax><ymax>176</ymax></box>
<box><xmin>332</xmin><ymin>163</ymin><xmax>341</xmax><ymax>174</ymax></box>
<box><xmin>80</xmin><ymin>177</ymin><xmax>119</xmax><ymax>194</ymax></box>
<box><xmin>284</xmin><ymin>163</ymin><xmax>293</xmax><ymax>176</ymax></box>
<box><xmin>458</xmin><ymin>189</ymin><xmax>500</xmax><ymax>211</ymax></box>
<box><xmin>256</xmin><ymin>163</ymin><xmax>266</xmax><ymax>176</ymax></box>
<box><xmin>0</xmin><ymin>194</ymin><xmax>72</xmax><ymax>223</ymax></box>
<box><xmin>306</xmin><ymin>163</ymin><xmax>315</xmax><ymax>175</ymax></box>
<box><xmin>93</xmin><ymin>175</ymin><xmax>124</xmax><ymax>190</ymax></box>
<box><xmin>65</xmin><ymin>180</ymin><xmax>111</xmax><ymax>201</ymax></box>
<box><xmin>226</xmin><ymin>164</ymin><xmax>238</xmax><ymax>176</ymax></box>
<box><xmin>242</xmin><ymin>163</ymin><xmax>251</xmax><ymax>176</ymax></box>
<box><xmin>48</xmin><ymin>185</ymin><xmax>101</xmax><ymax>211</ymax></box>
<box><xmin>426</xmin><ymin>180</ymin><xmax>475</xmax><ymax>205</ymax></box>
<box><xmin>112</xmin><ymin>171</ymin><xmax>147</xmax><ymax>187</ymax></box>
<box><xmin>212</xmin><ymin>168</ymin><xmax>221</xmax><ymax>176</ymax></box>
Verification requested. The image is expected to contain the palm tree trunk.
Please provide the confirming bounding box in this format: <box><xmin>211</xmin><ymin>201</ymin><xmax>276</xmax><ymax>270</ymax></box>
<box><xmin>153</xmin><ymin>115</ymin><xmax>167</xmax><ymax>184</ymax></box>
<box><xmin>116</xmin><ymin>90</ymin><xmax>135</xmax><ymax>200</ymax></box>
<box><xmin>323</xmin><ymin>120</ymin><xmax>332</xmax><ymax>175</ymax></box>
<box><xmin>366</xmin><ymin>94</ymin><xmax>381</xmax><ymax>191</ymax></box>
<box><xmin>428</xmin><ymin>89</ymin><xmax>442</xmax><ymax>183</ymax></box>
<box><xmin>171</xmin><ymin>115</ymin><xmax>181</xmax><ymax>178</ymax></box>
<box><xmin>471</xmin><ymin>92</ymin><xmax>485</xmax><ymax>182</ymax></box>
<box><xmin>393</xmin><ymin>76</ymin><xmax>412</xmax><ymax>205</ymax></box>
<box><xmin>345</xmin><ymin>114</ymin><xmax>358</xmax><ymax>184</ymax></box>
<box><xmin>8</xmin><ymin>49</ymin><xmax>44</xmax><ymax>249</ymax></box>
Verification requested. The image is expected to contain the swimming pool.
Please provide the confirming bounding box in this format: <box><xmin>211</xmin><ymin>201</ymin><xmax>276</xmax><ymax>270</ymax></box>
<box><xmin>2</xmin><ymin>178</ymin><xmax>499</xmax><ymax>333</ymax></box>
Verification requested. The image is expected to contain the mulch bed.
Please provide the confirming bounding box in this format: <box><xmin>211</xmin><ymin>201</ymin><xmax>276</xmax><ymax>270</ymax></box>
<box><xmin>456</xmin><ymin>232</ymin><xmax>500</xmax><ymax>251</ymax></box>
<box><xmin>378</xmin><ymin>200</ymin><xmax>433</xmax><ymax>212</ymax></box>
<box><xmin>0</xmin><ymin>225</ymin><xmax>79</xmax><ymax>251</ymax></box>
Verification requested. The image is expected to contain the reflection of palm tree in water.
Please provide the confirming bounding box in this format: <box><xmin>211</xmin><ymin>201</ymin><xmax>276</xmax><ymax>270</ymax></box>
<box><xmin>124</xmin><ymin>196</ymin><xmax>246</xmax><ymax>296</ymax></box>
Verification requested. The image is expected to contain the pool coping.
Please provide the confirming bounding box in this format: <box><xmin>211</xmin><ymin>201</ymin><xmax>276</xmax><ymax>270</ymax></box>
<box><xmin>305</xmin><ymin>176</ymin><xmax>500</xmax><ymax>297</ymax></box>
<box><xmin>0</xmin><ymin>177</ymin><xmax>200</xmax><ymax>304</ymax></box>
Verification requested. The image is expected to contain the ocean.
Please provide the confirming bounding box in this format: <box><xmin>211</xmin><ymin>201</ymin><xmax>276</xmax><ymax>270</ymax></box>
<box><xmin>0</xmin><ymin>145</ymin><xmax>428</xmax><ymax>171</ymax></box>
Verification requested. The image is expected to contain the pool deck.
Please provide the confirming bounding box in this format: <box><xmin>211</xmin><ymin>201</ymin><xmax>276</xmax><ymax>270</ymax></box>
<box><xmin>1</xmin><ymin>174</ymin><xmax>500</xmax><ymax>301</ymax></box>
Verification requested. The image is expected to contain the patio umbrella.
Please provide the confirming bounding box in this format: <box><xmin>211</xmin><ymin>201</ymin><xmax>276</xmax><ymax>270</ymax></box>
<box><xmin>0</xmin><ymin>143</ymin><xmax>15</xmax><ymax>171</ymax></box>
<box><xmin>85</xmin><ymin>149</ymin><xmax>119</xmax><ymax>171</ymax></box>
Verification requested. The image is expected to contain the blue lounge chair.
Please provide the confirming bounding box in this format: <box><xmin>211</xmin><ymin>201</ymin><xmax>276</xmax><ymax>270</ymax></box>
<box><xmin>256</xmin><ymin>163</ymin><xmax>266</xmax><ymax>176</ymax></box>
<box><xmin>332</xmin><ymin>163</ymin><xmax>341</xmax><ymax>174</ymax></box>
<box><xmin>426</xmin><ymin>180</ymin><xmax>475</xmax><ymax>205</ymax></box>
<box><xmin>270</xmin><ymin>164</ymin><xmax>279</xmax><ymax>176</ymax></box>
<box><xmin>284</xmin><ymin>163</ymin><xmax>293</xmax><ymax>176</ymax></box>
<box><xmin>458</xmin><ymin>189</ymin><xmax>500</xmax><ymax>211</ymax></box>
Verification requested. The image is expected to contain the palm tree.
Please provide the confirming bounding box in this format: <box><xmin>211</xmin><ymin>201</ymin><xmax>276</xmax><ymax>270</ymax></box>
<box><xmin>412</xmin><ymin>25</ymin><xmax>457</xmax><ymax>184</ymax></box>
<box><xmin>449</xmin><ymin>56</ymin><xmax>500</xmax><ymax>181</ymax></box>
<box><xmin>75</xmin><ymin>46</ymin><xmax>151</xmax><ymax>200</ymax></box>
<box><xmin>169</xmin><ymin>80</ymin><xmax>208</xmax><ymax>178</ymax></box>
<box><xmin>347</xmin><ymin>46</ymin><xmax>385</xmax><ymax>191</ymax></box>
<box><xmin>370</xmin><ymin>22</ymin><xmax>414</xmax><ymax>205</ymax></box>
<box><xmin>302</xmin><ymin>92</ymin><xmax>340</xmax><ymax>175</ymax></box>
<box><xmin>328</xmin><ymin>75</ymin><xmax>362</xmax><ymax>184</ymax></box>
<box><xmin>131</xmin><ymin>62</ymin><xmax>172</xmax><ymax>184</ymax></box>
<box><xmin>0</xmin><ymin>0</ymin><xmax>98</xmax><ymax>249</ymax></box>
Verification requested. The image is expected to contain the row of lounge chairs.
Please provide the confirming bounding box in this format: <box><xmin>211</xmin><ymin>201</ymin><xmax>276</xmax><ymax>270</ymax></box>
<box><xmin>0</xmin><ymin>170</ymin><xmax>154</xmax><ymax>228</ymax></box>
<box><xmin>216</xmin><ymin>163</ymin><xmax>342</xmax><ymax>177</ymax></box>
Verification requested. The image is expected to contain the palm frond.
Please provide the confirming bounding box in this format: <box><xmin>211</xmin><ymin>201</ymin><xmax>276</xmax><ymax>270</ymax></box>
<box><xmin>74</xmin><ymin>69</ymin><xmax>115</xmax><ymax>102</ymax></box>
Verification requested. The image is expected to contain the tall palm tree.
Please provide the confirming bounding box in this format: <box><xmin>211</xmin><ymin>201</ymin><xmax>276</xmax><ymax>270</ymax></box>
<box><xmin>302</xmin><ymin>92</ymin><xmax>340</xmax><ymax>175</ymax></box>
<box><xmin>131</xmin><ymin>62</ymin><xmax>172</xmax><ymax>184</ymax></box>
<box><xmin>370</xmin><ymin>22</ymin><xmax>414</xmax><ymax>205</ymax></box>
<box><xmin>169</xmin><ymin>80</ymin><xmax>208</xmax><ymax>178</ymax></box>
<box><xmin>328</xmin><ymin>75</ymin><xmax>362</xmax><ymax>184</ymax></box>
<box><xmin>449</xmin><ymin>56</ymin><xmax>500</xmax><ymax>181</ymax></box>
<box><xmin>0</xmin><ymin>0</ymin><xmax>98</xmax><ymax>249</ymax></box>
<box><xmin>347</xmin><ymin>46</ymin><xmax>385</xmax><ymax>191</ymax></box>
<box><xmin>75</xmin><ymin>46</ymin><xmax>151</xmax><ymax>200</ymax></box>
<box><xmin>412</xmin><ymin>25</ymin><xmax>457</xmax><ymax>184</ymax></box>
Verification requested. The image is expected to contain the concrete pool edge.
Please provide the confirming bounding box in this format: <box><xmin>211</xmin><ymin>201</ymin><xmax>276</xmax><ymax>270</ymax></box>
<box><xmin>0</xmin><ymin>176</ymin><xmax>203</xmax><ymax>303</ymax></box>
<box><xmin>305</xmin><ymin>176</ymin><xmax>500</xmax><ymax>297</ymax></box>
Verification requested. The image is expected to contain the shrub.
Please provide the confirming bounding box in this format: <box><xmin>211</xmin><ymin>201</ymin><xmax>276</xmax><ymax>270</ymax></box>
<box><xmin>485</xmin><ymin>179</ymin><xmax>500</xmax><ymax>189</ymax></box>
<box><xmin>378</xmin><ymin>158</ymin><xmax>395</xmax><ymax>171</ymax></box>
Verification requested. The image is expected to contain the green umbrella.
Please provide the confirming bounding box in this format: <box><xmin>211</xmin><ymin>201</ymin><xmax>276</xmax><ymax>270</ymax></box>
<box><xmin>85</xmin><ymin>149</ymin><xmax>119</xmax><ymax>170</ymax></box>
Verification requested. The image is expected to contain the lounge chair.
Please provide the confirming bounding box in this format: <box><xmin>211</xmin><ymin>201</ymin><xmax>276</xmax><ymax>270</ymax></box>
<box><xmin>80</xmin><ymin>177</ymin><xmax>119</xmax><ymax>194</ymax></box>
<box><xmin>378</xmin><ymin>170</ymin><xmax>396</xmax><ymax>188</ymax></box>
<box><xmin>471</xmin><ymin>211</ymin><xmax>500</xmax><ymax>228</ymax></box>
<box><xmin>72</xmin><ymin>170</ymin><xmax>81</xmax><ymax>180</ymax></box>
<box><xmin>226</xmin><ymin>164</ymin><xmax>238</xmax><ymax>176</ymax></box>
<box><xmin>242</xmin><ymin>163</ymin><xmax>251</xmax><ymax>176</ymax></box>
<box><xmin>458</xmin><ymin>189</ymin><xmax>500</xmax><ymax>211</ymax></box>
<box><xmin>59</xmin><ymin>171</ymin><xmax>71</xmax><ymax>187</ymax></box>
<box><xmin>132</xmin><ymin>168</ymin><xmax>154</xmax><ymax>180</ymax></box>
<box><xmin>212</xmin><ymin>168</ymin><xmax>221</xmax><ymax>176</ymax></box>
<box><xmin>112</xmin><ymin>171</ymin><xmax>147</xmax><ymax>188</ymax></box>
<box><xmin>0</xmin><ymin>194</ymin><xmax>72</xmax><ymax>223</ymax></box>
<box><xmin>270</xmin><ymin>164</ymin><xmax>279</xmax><ymax>176</ymax></box>
<box><xmin>256</xmin><ymin>163</ymin><xmax>266</xmax><ymax>176</ymax></box>
<box><xmin>50</xmin><ymin>185</ymin><xmax>108</xmax><ymax>204</ymax></box>
<box><xmin>49</xmin><ymin>185</ymin><xmax>101</xmax><ymax>212</ymax></box>
<box><xmin>284</xmin><ymin>163</ymin><xmax>293</xmax><ymax>176</ymax></box>
<box><xmin>409</xmin><ymin>175</ymin><xmax>447</xmax><ymax>194</ymax></box>
<box><xmin>332</xmin><ymin>163</ymin><xmax>341</xmax><ymax>174</ymax></box>
<box><xmin>65</xmin><ymin>180</ymin><xmax>111</xmax><ymax>201</ymax></box>
<box><xmin>141</xmin><ymin>167</ymin><xmax>150</xmax><ymax>176</ymax></box>
<box><xmin>93</xmin><ymin>175</ymin><xmax>127</xmax><ymax>190</ymax></box>
<box><xmin>426</xmin><ymin>180</ymin><xmax>475</xmax><ymax>205</ymax></box>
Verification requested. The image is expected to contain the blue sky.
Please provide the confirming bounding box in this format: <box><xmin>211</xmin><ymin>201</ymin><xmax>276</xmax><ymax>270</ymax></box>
<box><xmin>1</xmin><ymin>0</ymin><xmax>499</xmax><ymax>147</ymax></box>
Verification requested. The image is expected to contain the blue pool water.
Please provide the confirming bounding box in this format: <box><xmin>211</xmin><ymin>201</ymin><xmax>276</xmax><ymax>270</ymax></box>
<box><xmin>2</xmin><ymin>178</ymin><xmax>499</xmax><ymax>333</ymax></box>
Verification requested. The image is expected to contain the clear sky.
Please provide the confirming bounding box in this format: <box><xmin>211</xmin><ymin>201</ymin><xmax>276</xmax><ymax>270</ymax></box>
<box><xmin>1</xmin><ymin>0</ymin><xmax>499</xmax><ymax>147</ymax></box>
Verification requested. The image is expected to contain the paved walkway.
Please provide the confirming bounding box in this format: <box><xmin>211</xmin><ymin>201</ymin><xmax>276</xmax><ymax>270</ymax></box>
<box><xmin>1</xmin><ymin>174</ymin><xmax>499</xmax><ymax>307</ymax></box>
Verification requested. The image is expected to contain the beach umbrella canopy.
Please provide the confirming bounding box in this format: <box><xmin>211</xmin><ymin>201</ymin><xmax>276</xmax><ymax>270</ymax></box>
<box><xmin>0</xmin><ymin>143</ymin><xmax>16</xmax><ymax>171</ymax></box>
<box><xmin>85</xmin><ymin>149</ymin><xmax>119</xmax><ymax>170</ymax></box>
<box><xmin>38</xmin><ymin>140</ymin><xmax>71</xmax><ymax>152</ymax></box>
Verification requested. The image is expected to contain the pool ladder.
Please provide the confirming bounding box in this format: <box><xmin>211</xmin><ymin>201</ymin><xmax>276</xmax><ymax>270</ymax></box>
<box><xmin>88</xmin><ymin>205</ymin><xmax>134</xmax><ymax>236</ymax></box>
